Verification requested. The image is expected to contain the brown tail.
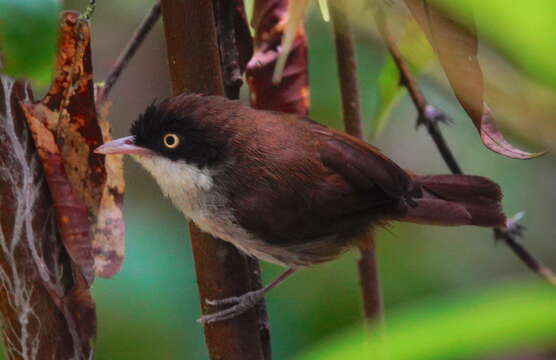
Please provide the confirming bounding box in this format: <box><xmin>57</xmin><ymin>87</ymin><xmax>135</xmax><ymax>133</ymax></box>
<box><xmin>403</xmin><ymin>175</ymin><xmax>506</xmax><ymax>227</ymax></box>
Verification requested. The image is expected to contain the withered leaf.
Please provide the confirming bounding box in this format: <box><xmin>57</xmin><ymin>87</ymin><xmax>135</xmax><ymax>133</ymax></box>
<box><xmin>23</xmin><ymin>11</ymin><xmax>125</xmax><ymax>279</ymax></box>
<box><xmin>21</xmin><ymin>102</ymin><xmax>95</xmax><ymax>285</ymax></box>
<box><xmin>246</xmin><ymin>0</ymin><xmax>310</xmax><ymax>115</ymax></box>
<box><xmin>95</xmin><ymin>100</ymin><xmax>125</xmax><ymax>278</ymax></box>
<box><xmin>405</xmin><ymin>0</ymin><xmax>544</xmax><ymax>159</ymax></box>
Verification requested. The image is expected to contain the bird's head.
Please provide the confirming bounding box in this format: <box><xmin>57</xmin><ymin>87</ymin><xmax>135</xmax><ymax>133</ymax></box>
<box><xmin>95</xmin><ymin>94</ymin><xmax>236</xmax><ymax>191</ymax></box>
<box><xmin>95</xmin><ymin>94</ymin><xmax>234</xmax><ymax>165</ymax></box>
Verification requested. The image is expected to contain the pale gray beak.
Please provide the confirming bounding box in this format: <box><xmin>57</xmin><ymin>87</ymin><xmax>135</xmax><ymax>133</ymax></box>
<box><xmin>94</xmin><ymin>136</ymin><xmax>152</xmax><ymax>155</ymax></box>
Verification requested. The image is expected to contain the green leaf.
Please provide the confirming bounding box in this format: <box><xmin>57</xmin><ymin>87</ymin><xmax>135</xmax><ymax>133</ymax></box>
<box><xmin>431</xmin><ymin>0</ymin><xmax>556</xmax><ymax>91</ymax></box>
<box><xmin>372</xmin><ymin>21</ymin><xmax>432</xmax><ymax>138</ymax></box>
<box><xmin>296</xmin><ymin>281</ymin><xmax>556</xmax><ymax>360</ymax></box>
<box><xmin>0</xmin><ymin>0</ymin><xmax>59</xmax><ymax>85</ymax></box>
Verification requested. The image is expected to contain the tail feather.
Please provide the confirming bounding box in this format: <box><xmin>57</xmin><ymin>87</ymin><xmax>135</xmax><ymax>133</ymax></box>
<box><xmin>404</xmin><ymin>175</ymin><xmax>506</xmax><ymax>227</ymax></box>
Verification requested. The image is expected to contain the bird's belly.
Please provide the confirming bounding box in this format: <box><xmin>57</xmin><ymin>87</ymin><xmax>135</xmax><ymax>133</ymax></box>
<box><xmin>169</xmin><ymin>188</ymin><xmax>294</xmax><ymax>266</ymax></box>
<box><xmin>158</xmin><ymin>178</ymin><xmax>349</xmax><ymax>267</ymax></box>
<box><xmin>132</xmin><ymin>154</ymin><xmax>332</xmax><ymax>265</ymax></box>
<box><xmin>189</xmin><ymin>209</ymin><xmax>296</xmax><ymax>267</ymax></box>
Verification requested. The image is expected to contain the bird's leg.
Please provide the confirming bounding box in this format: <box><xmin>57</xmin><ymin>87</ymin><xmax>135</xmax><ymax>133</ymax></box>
<box><xmin>198</xmin><ymin>267</ymin><xmax>297</xmax><ymax>324</ymax></box>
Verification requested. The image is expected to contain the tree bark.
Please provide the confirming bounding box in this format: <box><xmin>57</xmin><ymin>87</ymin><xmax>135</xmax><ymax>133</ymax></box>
<box><xmin>159</xmin><ymin>1</ymin><xmax>268</xmax><ymax>359</ymax></box>
<box><xmin>0</xmin><ymin>77</ymin><xmax>94</xmax><ymax>360</ymax></box>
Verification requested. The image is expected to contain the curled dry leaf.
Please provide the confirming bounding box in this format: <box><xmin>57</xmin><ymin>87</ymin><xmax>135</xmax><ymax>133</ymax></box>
<box><xmin>404</xmin><ymin>0</ymin><xmax>545</xmax><ymax>159</ymax></box>
<box><xmin>22</xmin><ymin>11</ymin><xmax>125</xmax><ymax>279</ymax></box>
<box><xmin>95</xmin><ymin>100</ymin><xmax>125</xmax><ymax>278</ymax></box>
<box><xmin>21</xmin><ymin>102</ymin><xmax>95</xmax><ymax>285</ymax></box>
<box><xmin>246</xmin><ymin>0</ymin><xmax>310</xmax><ymax>115</ymax></box>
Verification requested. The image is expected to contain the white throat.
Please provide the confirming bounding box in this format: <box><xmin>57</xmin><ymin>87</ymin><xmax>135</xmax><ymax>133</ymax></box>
<box><xmin>131</xmin><ymin>154</ymin><xmax>215</xmax><ymax>214</ymax></box>
<box><xmin>132</xmin><ymin>155</ymin><xmax>214</xmax><ymax>197</ymax></box>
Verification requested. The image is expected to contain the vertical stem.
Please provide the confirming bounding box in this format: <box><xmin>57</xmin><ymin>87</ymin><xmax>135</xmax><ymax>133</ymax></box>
<box><xmin>330</xmin><ymin>1</ymin><xmax>384</xmax><ymax>324</ymax></box>
<box><xmin>213</xmin><ymin>0</ymin><xmax>271</xmax><ymax>357</ymax></box>
<box><xmin>159</xmin><ymin>1</ymin><xmax>267</xmax><ymax>359</ymax></box>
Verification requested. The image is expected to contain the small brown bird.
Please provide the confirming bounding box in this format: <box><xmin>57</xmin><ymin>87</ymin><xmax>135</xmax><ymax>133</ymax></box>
<box><xmin>95</xmin><ymin>94</ymin><xmax>505</xmax><ymax>323</ymax></box>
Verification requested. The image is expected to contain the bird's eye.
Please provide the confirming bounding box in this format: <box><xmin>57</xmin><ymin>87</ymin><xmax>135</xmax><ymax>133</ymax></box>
<box><xmin>163</xmin><ymin>133</ymin><xmax>180</xmax><ymax>149</ymax></box>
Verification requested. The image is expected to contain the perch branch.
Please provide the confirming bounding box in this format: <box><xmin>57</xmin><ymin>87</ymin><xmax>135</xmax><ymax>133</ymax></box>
<box><xmin>98</xmin><ymin>0</ymin><xmax>161</xmax><ymax>101</ymax></box>
<box><xmin>331</xmin><ymin>1</ymin><xmax>384</xmax><ymax>324</ymax></box>
<box><xmin>374</xmin><ymin>5</ymin><xmax>556</xmax><ymax>286</ymax></box>
<box><xmin>159</xmin><ymin>0</ymin><xmax>269</xmax><ymax>358</ymax></box>
<box><xmin>214</xmin><ymin>0</ymin><xmax>271</xmax><ymax>357</ymax></box>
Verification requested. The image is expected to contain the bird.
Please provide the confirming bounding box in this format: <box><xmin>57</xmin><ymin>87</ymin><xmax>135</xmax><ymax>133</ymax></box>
<box><xmin>95</xmin><ymin>93</ymin><xmax>505</xmax><ymax>324</ymax></box>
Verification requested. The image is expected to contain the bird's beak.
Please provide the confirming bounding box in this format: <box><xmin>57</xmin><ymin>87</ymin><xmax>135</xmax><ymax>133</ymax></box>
<box><xmin>94</xmin><ymin>136</ymin><xmax>152</xmax><ymax>155</ymax></box>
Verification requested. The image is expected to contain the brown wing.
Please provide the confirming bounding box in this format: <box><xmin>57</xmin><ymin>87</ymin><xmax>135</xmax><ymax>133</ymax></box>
<box><xmin>315</xmin><ymin>127</ymin><xmax>413</xmax><ymax>198</ymax></box>
<box><xmin>221</xmin><ymin>114</ymin><xmax>411</xmax><ymax>251</ymax></box>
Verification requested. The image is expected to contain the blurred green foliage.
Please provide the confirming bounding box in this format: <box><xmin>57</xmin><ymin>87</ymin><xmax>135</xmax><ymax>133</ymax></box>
<box><xmin>297</xmin><ymin>281</ymin><xmax>556</xmax><ymax>360</ymax></box>
<box><xmin>0</xmin><ymin>0</ymin><xmax>59</xmax><ymax>85</ymax></box>
<box><xmin>432</xmin><ymin>0</ymin><xmax>556</xmax><ymax>91</ymax></box>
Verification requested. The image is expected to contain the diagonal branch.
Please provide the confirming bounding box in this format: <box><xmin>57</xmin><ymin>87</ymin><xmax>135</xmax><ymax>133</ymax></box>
<box><xmin>374</xmin><ymin>5</ymin><xmax>461</xmax><ymax>175</ymax></box>
<box><xmin>98</xmin><ymin>0</ymin><xmax>161</xmax><ymax>102</ymax></box>
<box><xmin>331</xmin><ymin>1</ymin><xmax>384</xmax><ymax>325</ymax></box>
<box><xmin>374</xmin><ymin>3</ymin><xmax>556</xmax><ymax>286</ymax></box>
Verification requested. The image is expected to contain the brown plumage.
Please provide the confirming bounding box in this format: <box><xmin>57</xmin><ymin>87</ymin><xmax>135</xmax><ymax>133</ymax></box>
<box><xmin>96</xmin><ymin>94</ymin><xmax>506</xmax><ymax>323</ymax></box>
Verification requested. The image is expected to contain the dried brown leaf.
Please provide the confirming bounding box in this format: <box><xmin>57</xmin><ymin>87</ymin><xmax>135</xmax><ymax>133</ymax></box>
<box><xmin>405</xmin><ymin>0</ymin><xmax>545</xmax><ymax>159</ymax></box>
<box><xmin>24</xmin><ymin>11</ymin><xmax>125</xmax><ymax>279</ymax></box>
<box><xmin>94</xmin><ymin>100</ymin><xmax>125</xmax><ymax>278</ymax></box>
<box><xmin>21</xmin><ymin>102</ymin><xmax>95</xmax><ymax>284</ymax></box>
<box><xmin>246</xmin><ymin>0</ymin><xmax>310</xmax><ymax>115</ymax></box>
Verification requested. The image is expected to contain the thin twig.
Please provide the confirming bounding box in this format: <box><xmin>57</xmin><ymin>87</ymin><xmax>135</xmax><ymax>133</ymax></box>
<box><xmin>78</xmin><ymin>0</ymin><xmax>96</xmax><ymax>22</ymax></box>
<box><xmin>495</xmin><ymin>219</ymin><xmax>556</xmax><ymax>285</ymax></box>
<box><xmin>374</xmin><ymin>3</ymin><xmax>556</xmax><ymax>286</ymax></box>
<box><xmin>98</xmin><ymin>0</ymin><xmax>161</xmax><ymax>102</ymax></box>
<box><xmin>331</xmin><ymin>1</ymin><xmax>384</xmax><ymax>324</ymax></box>
<box><xmin>374</xmin><ymin>5</ymin><xmax>461</xmax><ymax>174</ymax></box>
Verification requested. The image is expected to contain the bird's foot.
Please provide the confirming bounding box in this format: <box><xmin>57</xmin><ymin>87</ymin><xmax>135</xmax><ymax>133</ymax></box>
<box><xmin>197</xmin><ymin>289</ymin><xmax>265</xmax><ymax>324</ymax></box>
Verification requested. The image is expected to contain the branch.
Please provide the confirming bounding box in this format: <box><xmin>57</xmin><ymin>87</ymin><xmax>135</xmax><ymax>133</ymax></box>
<box><xmin>214</xmin><ymin>0</ymin><xmax>243</xmax><ymax>100</ymax></box>
<box><xmin>159</xmin><ymin>0</ymin><xmax>268</xmax><ymax>358</ymax></box>
<box><xmin>98</xmin><ymin>0</ymin><xmax>161</xmax><ymax>102</ymax></box>
<box><xmin>214</xmin><ymin>0</ymin><xmax>271</xmax><ymax>358</ymax></box>
<box><xmin>374</xmin><ymin>6</ymin><xmax>461</xmax><ymax>175</ymax></box>
<box><xmin>330</xmin><ymin>1</ymin><xmax>384</xmax><ymax>324</ymax></box>
<box><xmin>374</xmin><ymin>4</ymin><xmax>556</xmax><ymax>286</ymax></box>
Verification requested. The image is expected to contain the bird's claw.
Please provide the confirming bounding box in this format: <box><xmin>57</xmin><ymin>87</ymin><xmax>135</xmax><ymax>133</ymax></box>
<box><xmin>205</xmin><ymin>296</ymin><xmax>242</xmax><ymax>306</ymax></box>
<box><xmin>197</xmin><ymin>290</ymin><xmax>265</xmax><ymax>324</ymax></box>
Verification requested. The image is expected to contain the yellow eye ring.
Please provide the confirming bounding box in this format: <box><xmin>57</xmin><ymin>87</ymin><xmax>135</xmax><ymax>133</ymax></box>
<box><xmin>163</xmin><ymin>133</ymin><xmax>180</xmax><ymax>148</ymax></box>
